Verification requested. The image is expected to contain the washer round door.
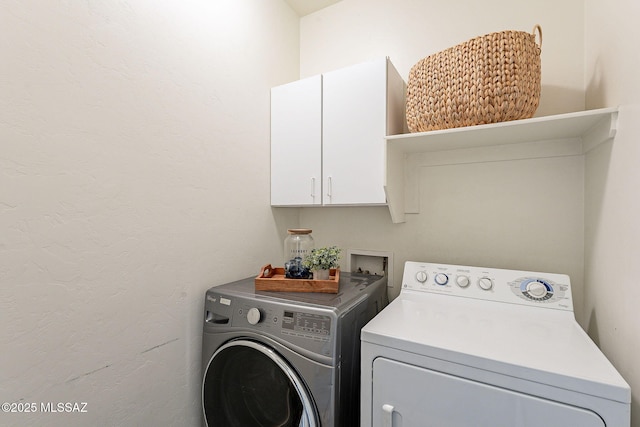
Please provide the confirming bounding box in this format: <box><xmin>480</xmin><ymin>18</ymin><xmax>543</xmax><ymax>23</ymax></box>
<box><xmin>202</xmin><ymin>339</ymin><xmax>318</xmax><ymax>427</ymax></box>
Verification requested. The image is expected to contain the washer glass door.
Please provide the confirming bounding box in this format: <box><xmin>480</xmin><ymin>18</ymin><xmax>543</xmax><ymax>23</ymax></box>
<box><xmin>203</xmin><ymin>339</ymin><xmax>318</xmax><ymax>427</ymax></box>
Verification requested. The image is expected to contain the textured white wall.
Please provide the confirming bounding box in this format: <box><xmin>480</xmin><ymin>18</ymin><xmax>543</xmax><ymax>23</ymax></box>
<box><xmin>0</xmin><ymin>1</ymin><xmax>298</xmax><ymax>425</ymax></box>
<box><xmin>300</xmin><ymin>0</ymin><xmax>585</xmax><ymax>117</ymax></box>
<box><xmin>300</xmin><ymin>0</ymin><xmax>639</xmax><ymax>423</ymax></box>
<box><xmin>298</xmin><ymin>0</ymin><xmax>587</xmax><ymax>318</ymax></box>
<box><xmin>585</xmin><ymin>0</ymin><xmax>640</xmax><ymax>425</ymax></box>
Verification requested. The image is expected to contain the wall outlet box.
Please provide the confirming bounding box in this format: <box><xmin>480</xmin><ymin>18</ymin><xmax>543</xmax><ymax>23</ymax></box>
<box><xmin>347</xmin><ymin>249</ymin><xmax>394</xmax><ymax>287</ymax></box>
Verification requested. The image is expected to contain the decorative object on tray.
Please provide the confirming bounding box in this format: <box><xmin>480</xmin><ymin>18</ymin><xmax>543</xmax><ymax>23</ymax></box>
<box><xmin>283</xmin><ymin>229</ymin><xmax>314</xmax><ymax>279</ymax></box>
<box><xmin>406</xmin><ymin>25</ymin><xmax>542</xmax><ymax>132</ymax></box>
<box><xmin>302</xmin><ymin>246</ymin><xmax>341</xmax><ymax>280</ymax></box>
<box><xmin>255</xmin><ymin>264</ymin><xmax>340</xmax><ymax>294</ymax></box>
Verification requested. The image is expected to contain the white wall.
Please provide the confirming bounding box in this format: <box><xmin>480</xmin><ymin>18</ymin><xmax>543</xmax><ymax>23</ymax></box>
<box><xmin>300</xmin><ymin>0</ymin><xmax>585</xmax><ymax>117</ymax></box>
<box><xmin>298</xmin><ymin>0</ymin><xmax>587</xmax><ymax>315</ymax></box>
<box><xmin>0</xmin><ymin>1</ymin><xmax>298</xmax><ymax>425</ymax></box>
<box><xmin>299</xmin><ymin>0</ymin><xmax>639</xmax><ymax>424</ymax></box>
<box><xmin>4</xmin><ymin>0</ymin><xmax>637</xmax><ymax>425</ymax></box>
<box><xmin>585</xmin><ymin>0</ymin><xmax>640</xmax><ymax>425</ymax></box>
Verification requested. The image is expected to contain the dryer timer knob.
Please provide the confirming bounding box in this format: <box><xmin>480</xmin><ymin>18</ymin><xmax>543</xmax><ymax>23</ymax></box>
<box><xmin>478</xmin><ymin>277</ymin><xmax>493</xmax><ymax>291</ymax></box>
<box><xmin>434</xmin><ymin>273</ymin><xmax>449</xmax><ymax>286</ymax></box>
<box><xmin>415</xmin><ymin>271</ymin><xmax>428</xmax><ymax>283</ymax></box>
<box><xmin>247</xmin><ymin>308</ymin><xmax>262</xmax><ymax>325</ymax></box>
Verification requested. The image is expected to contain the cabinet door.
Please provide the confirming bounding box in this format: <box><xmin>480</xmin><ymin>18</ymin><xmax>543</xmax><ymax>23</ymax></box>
<box><xmin>270</xmin><ymin>75</ymin><xmax>322</xmax><ymax>206</ymax></box>
<box><xmin>322</xmin><ymin>58</ymin><xmax>388</xmax><ymax>205</ymax></box>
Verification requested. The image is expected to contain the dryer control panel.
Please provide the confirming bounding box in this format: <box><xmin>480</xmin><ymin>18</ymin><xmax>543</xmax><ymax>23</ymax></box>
<box><xmin>402</xmin><ymin>261</ymin><xmax>573</xmax><ymax>311</ymax></box>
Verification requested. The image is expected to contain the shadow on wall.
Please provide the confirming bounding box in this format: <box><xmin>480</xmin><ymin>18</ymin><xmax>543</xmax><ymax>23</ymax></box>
<box><xmin>583</xmin><ymin>134</ymin><xmax>613</xmax><ymax>331</ymax></box>
<box><xmin>586</xmin><ymin>308</ymin><xmax>600</xmax><ymax>347</ymax></box>
<box><xmin>585</xmin><ymin>56</ymin><xmax>608</xmax><ymax>110</ymax></box>
<box><xmin>583</xmin><ymin>138</ymin><xmax>613</xmax><ymax>347</ymax></box>
<box><xmin>271</xmin><ymin>207</ymin><xmax>304</xmax><ymax>247</ymax></box>
<box><xmin>537</xmin><ymin>85</ymin><xmax>586</xmax><ymax>117</ymax></box>
<box><xmin>583</xmin><ymin>54</ymin><xmax>610</xmax><ymax>345</ymax></box>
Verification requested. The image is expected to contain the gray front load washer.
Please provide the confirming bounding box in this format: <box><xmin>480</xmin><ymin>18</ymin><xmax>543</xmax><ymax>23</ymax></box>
<box><xmin>201</xmin><ymin>272</ymin><xmax>388</xmax><ymax>427</ymax></box>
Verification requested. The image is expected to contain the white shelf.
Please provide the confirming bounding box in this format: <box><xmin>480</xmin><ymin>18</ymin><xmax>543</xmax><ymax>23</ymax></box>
<box><xmin>384</xmin><ymin>107</ymin><xmax>619</xmax><ymax>223</ymax></box>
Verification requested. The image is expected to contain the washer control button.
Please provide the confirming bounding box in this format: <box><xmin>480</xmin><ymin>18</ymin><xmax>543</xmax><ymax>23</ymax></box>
<box><xmin>247</xmin><ymin>307</ymin><xmax>262</xmax><ymax>325</ymax></box>
<box><xmin>434</xmin><ymin>273</ymin><xmax>449</xmax><ymax>286</ymax></box>
<box><xmin>478</xmin><ymin>277</ymin><xmax>493</xmax><ymax>291</ymax></box>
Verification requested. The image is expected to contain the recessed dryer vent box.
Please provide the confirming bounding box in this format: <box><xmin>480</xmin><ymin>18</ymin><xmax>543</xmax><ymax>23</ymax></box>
<box><xmin>347</xmin><ymin>249</ymin><xmax>393</xmax><ymax>287</ymax></box>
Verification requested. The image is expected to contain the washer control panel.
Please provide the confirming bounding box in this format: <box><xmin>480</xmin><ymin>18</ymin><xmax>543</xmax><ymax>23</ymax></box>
<box><xmin>402</xmin><ymin>261</ymin><xmax>573</xmax><ymax>311</ymax></box>
<box><xmin>203</xmin><ymin>292</ymin><xmax>335</xmax><ymax>356</ymax></box>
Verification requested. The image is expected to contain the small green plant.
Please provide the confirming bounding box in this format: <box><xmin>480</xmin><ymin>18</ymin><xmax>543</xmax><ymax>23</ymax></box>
<box><xmin>302</xmin><ymin>246</ymin><xmax>341</xmax><ymax>271</ymax></box>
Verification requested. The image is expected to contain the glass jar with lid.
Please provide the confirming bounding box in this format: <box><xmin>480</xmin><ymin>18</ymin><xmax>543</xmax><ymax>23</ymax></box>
<box><xmin>284</xmin><ymin>229</ymin><xmax>314</xmax><ymax>279</ymax></box>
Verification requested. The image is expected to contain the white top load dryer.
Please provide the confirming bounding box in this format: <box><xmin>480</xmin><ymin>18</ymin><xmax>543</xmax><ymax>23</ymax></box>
<box><xmin>361</xmin><ymin>261</ymin><xmax>630</xmax><ymax>426</ymax></box>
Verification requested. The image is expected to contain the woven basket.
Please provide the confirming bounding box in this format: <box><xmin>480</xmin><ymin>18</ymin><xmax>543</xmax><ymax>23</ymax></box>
<box><xmin>406</xmin><ymin>25</ymin><xmax>542</xmax><ymax>132</ymax></box>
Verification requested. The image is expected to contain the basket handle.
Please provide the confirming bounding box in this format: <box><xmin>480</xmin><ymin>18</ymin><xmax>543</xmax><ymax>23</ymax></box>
<box><xmin>532</xmin><ymin>24</ymin><xmax>542</xmax><ymax>49</ymax></box>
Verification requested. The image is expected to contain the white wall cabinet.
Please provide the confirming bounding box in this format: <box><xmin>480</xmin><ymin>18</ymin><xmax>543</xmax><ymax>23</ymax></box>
<box><xmin>270</xmin><ymin>57</ymin><xmax>406</xmax><ymax>206</ymax></box>
<box><xmin>271</xmin><ymin>75</ymin><xmax>323</xmax><ymax>206</ymax></box>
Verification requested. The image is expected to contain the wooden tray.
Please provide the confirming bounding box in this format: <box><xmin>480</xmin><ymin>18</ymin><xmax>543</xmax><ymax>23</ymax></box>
<box><xmin>255</xmin><ymin>264</ymin><xmax>339</xmax><ymax>294</ymax></box>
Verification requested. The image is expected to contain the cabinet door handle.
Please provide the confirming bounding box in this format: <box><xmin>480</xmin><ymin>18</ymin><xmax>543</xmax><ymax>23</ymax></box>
<box><xmin>382</xmin><ymin>404</ymin><xmax>394</xmax><ymax>427</ymax></box>
<box><xmin>310</xmin><ymin>177</ymin><xmax>316</xmax><ymax>198</ymax></box>
<box><xmin>326</xmin><ymin>176</ymin><xmax>332</xmax><ymax>200</ymax></box>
